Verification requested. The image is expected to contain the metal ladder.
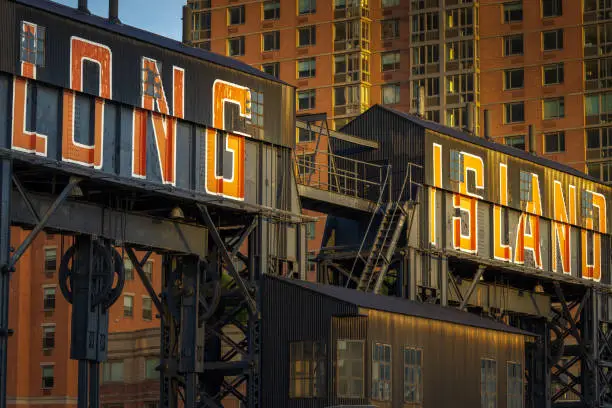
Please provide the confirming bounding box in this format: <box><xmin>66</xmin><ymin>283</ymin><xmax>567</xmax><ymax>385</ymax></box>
<box><xmin>356</xmin><ymin>201</ymin><xmax>411</xmax><ymax>293</ymax></box>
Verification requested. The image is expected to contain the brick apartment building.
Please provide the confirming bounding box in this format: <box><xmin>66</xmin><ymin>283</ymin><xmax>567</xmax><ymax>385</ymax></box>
<box><xmin>185</xmin><ymin>0</ymin><xmax>612</xmax><ymax>183</ymax></box>
<box><xmin>6</xmin><ymin>228</ymin><xmax>162</xmax><ymax>408</ymax></box>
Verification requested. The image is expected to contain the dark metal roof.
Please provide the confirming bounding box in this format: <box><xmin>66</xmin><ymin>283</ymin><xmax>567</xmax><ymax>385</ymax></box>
<box><xmin>270</xmin><ymin>276</ymin><xmax>534</xmax><ymax>337</ymax></box>
<box><xmin>19</xmin><ymin>0</ymin><xmax>288</xmax><ymax>86</ymax></box>
<box><xmin>363</xmin><ymin>105</ymin><xmax>605</xmax><ymax>186</ymax></box>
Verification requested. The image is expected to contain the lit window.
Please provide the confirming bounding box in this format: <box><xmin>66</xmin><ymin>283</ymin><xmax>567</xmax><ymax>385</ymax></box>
<box><xmin>228</xmin><ymin>5</ymin><xmax>245</xmax><ymax>25</ymax></box>
<box><xmin>504</xmin><ymin>34</ymin><xmax>524</xmax><ymax>56</ymax></box>
<box><xmin>382</xmin><ymin>51</ymin><xmax>400</xmax><ymax>71</ymax></box>
<box><xmin>372</xmin><ymin>343</ymin><xmax>391</xmax><ymax>401</ymax></box>
<box><xmin>228</xmin><ymin>36</ymin><xmax>245</xmax><ymax>56</ymax></box>
<box><xmin>382</xmin><ymin>84</ymin><xmax>400</xmax><ymax>105</ymax></box>
<box><xmin>102</xmin><ymin>361</ymin><xmax>124</xmax><ymax>383</ymax></box>
<box><xmin>123</xmin><ymin>295</ymin><xmax>133</xmax><ymax>318</ymax></box>
<box><xmin>543</xmin><ymin>63</ymin><xmax>564</xmax><ymax>85</ymax></box>
<box><xmin>337</xmin><ymin>340</ymin><xmax>364</xmax><ymax>398</ymax></box>
<box><xmin>542</xmin><ymin>29</ymin><xmax>563</xmax><ymax>51</ymax></box>
<box><xmin>43</xmin><ymin>287</ymin><xmax>56</xmax><ymax>311</ymax></box>
<box><xmin>41</xmin><ymin>365</ymin><xmax>54</xmax><ymax>389</ymax></box>
<box><xmin>507</xmin><ymin>362</ymin><xmax>523</xmax><ymax>408</ymax></box>
<box><xmin>263</xmin><ymin>31</ymin><xmax>280</xmax><ymax>52</ymax></box>
<box><xmin>504</xmin><ymin>1</ymin><xmax>523</xmax><ymax>23</ymax></box>
<box><xmin>504</xmin><ymin>69</ymin><xmax>524</xmax><ymax>90</ymax></box>
<box><xmin>44</xmin><ymin>248</ymin><xmax>57</xmax><ymax>275</ymax></box>
<box><xmin>382</xmin><ymin>19</ymin><xmax>400</xmax><ymax>40</ymax></box>
<box><xmin>543</xmin><ymin>97</ymin><xmax>564</xmax><ymax>120</ymax></box>
<box><xmin>542</xmin><ymin>0</ymin><xmax>562</xmax><ymax>17</ymax></box>
<box><xmin>520</xmin><ymin>171</ymin><xmax>533</xmax><ymax>203</ymax></box>
<box><xmin>504</xmin><ymin>102</ymin><xmax>525</xmax><ymax>123</ymax></box>
<box><xmin>124</xmin><ymin>258</ymin><xmax>134</xmax><ymax>280</ymax></box>
<box><xmin>42</xmin><ymin>325</ymin><xmax>55</xmax><ymax>349</ymax></box>
<box><xmin>298</xmin><ymin>90</ymin><xmax>316</xmax><ymax>110</ymax></box>
<box><xmin>145</xmin><ymin>358</ymin><xmax>159</xmax><ymax>379</ymax></box>
<box><xmin>262</xmin><ymin>62</ymin><xmax>280</xmax><ymax>78</ymax></box>
<box><xmin>142</xmin><ymin>297</ymin><xmax>153</xmax><ymax>321</ymax></box>
<box><xmin>481</xmin><ymin>359</ymin><xmax>497</xmax><ymax>408</ymax></box>
<box><xmin>404</xmin><ymin>347</ymin><xmax>423</xmax><ymax>404</ymax></box>
<box><xmin>505</xmin><ymin>135</ymin><xmax>526</xmax><ymax>151</ymax></box>
<box><xmin>20</xmin><ymin>22</ymin><xmax>45</xmax><ymax>67</ymax></box>
<box><xmin>263</xmin><ymin>0</ymin><xmax>280</xmax><ymax>20</ymax></box>
<box><xmin>450</xmin><ymin>150</ymin><xmax>464</xmax><ymax>182</ymax></box>
<box><xmin>298</xmin><ymin>26</ymin><xmax>316</xmax><ymax>47</ymax></box>
<box><xmin>544</xmin><ymin>131</ymin><xmax>565</xmax><ymax>153</ymax></box>
<box><xmin>289</xmin><ymin>341</ymin><xmax>326</xmax><ymax>398</ymax></box>
<box><xmin>299</xmin><ymin>0</ymin><xmax>316</xmax><ymax>15</ymax></box>
<box><xmin>298</xmin><ymin>58</ymin><xmax>316</xmax><ymax>78</ymax></box>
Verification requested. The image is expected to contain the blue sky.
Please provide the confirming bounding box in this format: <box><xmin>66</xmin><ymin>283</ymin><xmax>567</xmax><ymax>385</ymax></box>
<box><xmin>53</xmin><ymin>0</ymin><xmax>183</xmax><ymax>40</ymax></box>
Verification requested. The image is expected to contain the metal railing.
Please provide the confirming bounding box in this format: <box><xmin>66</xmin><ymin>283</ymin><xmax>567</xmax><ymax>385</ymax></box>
<box><xmin>294</xmin><ymin>145</ymin><xmax>388</xmax><ymax>202</ymax></box>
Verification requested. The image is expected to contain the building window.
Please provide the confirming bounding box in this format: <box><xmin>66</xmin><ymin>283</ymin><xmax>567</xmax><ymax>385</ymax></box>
<box><xmin>582</xmin><ymin>190</ymin><xmax>595</xmax><ymax>217</ymax></box>
<box><xmin>520</xmin><ymin>171</ymin><xmax>533</xmax><ymax>203</ymax></box>
<box><xmin>262</xmin><ymin>62</ymin><xmax>280</xmax><ymax>78</ymax></box>
<box><xmin>297</xmin><ymin>154</ymin><xmax>315</xmax><ymax>175</ymax></box>
<box><xmin>382</xmin><ymin>19</ymin><xmax>400</xmax><ymax>40</ymax></box>
<box><xmin>124</xmin><ymin>295</ymin><xmax>133</xmax><ymax>318</ymax></box>
<box><xmin>334</xmin><ymin>53</ymin><xmax>362</xmax><ymax>82</ymax></box>
<box><xmin>404</xmin><ymin>347</ymin><xmax>423</xmax><ymax>404</ymax></box>
<box><xmin>289</xmin><ymin>341</ymin><xmax>326</xmax><ymax>398</ymax></box>
<box><xmin>382</xmin><ymin>84</ymin><xmax>401</xmax><ymax>105</ymax></box>
<box><xmin>43</xmin><ymin>287</ymin><xmax>56</xmax><ymax>311</ymax></box>
<box><xmin>44</xmin><ymin>248</ymin><xmax>56</xmax><ymax>275</ymax></box>
<box><xmin>192</xmin><ymin>11</ymin><xmax>211</xmax><ymax>42</ymax></box>
<box><xmin>143</xmin><ymin>260</ymin><xmax>153</xmax><ymax>282</ymax></box>
<box><xmin>305</xmin><ymin>222</ymin><xmax>316</xmax><ymax>240</ymax></box>
<box><xmin>145</xmin><ymin>358</ymin><xmax>159</xmax><ymax>379</ymax></box>
<box><xmin>298</xmin><ymin>127</ymin><xmax>315</xmax><ymax>142</ymax></box>
<box><xmin>507</xmin><ymin>363</ymin><xmax>523</xmax><ymax>408</ymax></box>
<box><xmin>543</xmin><ymin>97</ymin><xmax>565</xmax><ymax>120</ymax></box>
<box><xmin>382</xmin><ymin>51</ymin><xmax>400</xmax><ymax>71</ymax></box>
<box><xmin>383</xmin><ymin>0</ymin><xmax>400</xmax><ymax>6</ymax></box>
<box><xmin>543</xmin><ymin>63</ymin><xmax>564</xmax><ymax>85</ymax></box>
<box><xmin>298</xmin><ymin>0</ymin><xmax>316</xmax><ymax>15</ymax></box>
<box><xmin>542</xmin><ymin>0</ymin><xmax>562</xmax><ymax>17</ymax></box>
<box><xmin>189</xmin><ymin>0</ymin><xmax>211</xmax><ymax>9</ymax></box>
<box><xmin>297</xmin><ymin>58</ymin><xmax>316</xmax><ymax>79</ymax></box>
<box><xmin>481</xmin><ymin>359</ymin><xmax>497</xmax><ymax>408</ymax></box>
<box><xmin>20</xmin><ymin>22</ymin><xmax>45</xmax><ymax>67</ymax></box>
<box><xmin>102</xmin><ymin>361</ymin><xmax>124</xmax><ymax>383</ymax></box>
<box><xmin>41</xmin><ymin>365</ymin><xmax>54</xmax><ymax>389</ymax></box>
<box><xmin>42</xmin><ymin>325</ymin><xmax>55</xmax><ymax>349</ymax></box>
<box><xmin>263</xmin><ymin>0</ymin><xmax>280</xmax><ymax>20</ymax></box>
<box><xmin>446</xmin><ymin>40</ymin><xmax>474</xmax><ymax>68</ymax></box>
<box><xmin>263</xmin><ymin>31</ymin><xmax>280</xmax><ymax>52</ymax></box>
<box><xmin>504</xmin><ymin>69</ymin><xmax>524</xmax><ymax>90</ymax></box>
<box><xmin>504</xmin><ymin>102</ymin><xmax>525</xmax><ymax>123</ymax></box>
<box><xmin>506</xmin><ymin>135</ymin><xmax>526</xmax><ymax>150</ymax></box>
<box><xmin>142</xmin><ymin>297</ymin><xmax>153</xmax><ymax>321</ymax></box>
<box><xmin>228</xmin><ymin>36</ymin><xmax>245</xmax><ymax>56</ymax></box>
<box><xmin>337</xmin><ymin>339</ymin><xmax>364</xmax><ymax>398</ymax></box>
<box><xmin>544</xmin><ymin>131</ymin><xmax>565</xmax><ymax>153</ymax></box>
<box><xmin>504</xmin><ymin>34</ymin><xmax>524</xmax><ymax>56</ymax></box>
<box><xmin>542</xmin><ymin>29</ymin><xmax>563</xmax><ymax>51</ymax></box>
<box><xmin>141</xmin><ymin>59</ymin><xmax>162</xmax><ymax>99</ymax></box>
<box><xmin>249</xmin><ymin>89</ymin><xmax>264</xmax><ymax>135</ymax></box>
<box><xmin>504</xmin><ymin>1</ymin><xmax>523</xmax><ymax>23</ymax></box>
<box><xmin>587</xmin><ymin>127</ymin><xmax>612</xmax><ymax>162</ymax></box>
<box><xmin>298</xmin><ymin>25</ymin><xmax>316</xmax><ymax>47</ymax></box>
<box><xmin>298</xmin><ymin>90</ymin><xmax>316</xmax><ymax>110</ymax></box>
<box><xmin>586</xmin><ymin>58</ymin><xmax>612</xmax><ymax>88</ymax></box>
<box><xmin>446</xmin><ymin>7</ymin><xmax>474</xmax><ymax>36</ymax></box>
<box><xmin>372</xmin><ymin>343</ymin><xmax>391</xmax><ymax>401</ymax></box>
<box><xmin>450</xmin><ymin>150</ymin><xmax>464</xmax><ymax>182</ymax></box>
<box><xmin>585</xmin><ymin>92</ymin><xmax>612</xmax><ymax>117</ymax></box>
<box><xmin>411</xmin><ymin>12</ymin><xmax>440</xmax><ymax>43</ymax></box>
<box><xmin>124</xmin><ymin>258</ymin><xmax>134</xmax><ymax>280</ymax></box>
<box><xmin>228</xmin><ymin>5</ymin><xmax>245</xmax><ymax>25</ymax></box>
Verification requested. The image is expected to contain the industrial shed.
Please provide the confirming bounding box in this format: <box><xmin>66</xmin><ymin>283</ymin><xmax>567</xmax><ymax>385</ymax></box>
<box><xmin>261</xmin><ymin>276</ymin><xmax>534</xmax><ymax>408</ymax></box>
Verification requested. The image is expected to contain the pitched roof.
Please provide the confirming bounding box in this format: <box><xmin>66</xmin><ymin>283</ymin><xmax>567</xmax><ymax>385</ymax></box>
<box><xmin>271</xmin><ymin>276</ymin><xmax>534</xmax><ymax>337</ymax></box>
<box><xmin>19</xmin><ymin>0</ymin><xmax>287</xmax><ymax>86</ymax></box>
<box><xmin>358</xmin><ymin>104</ymin><xmax>604</xmax><ymax>186</ymax></box>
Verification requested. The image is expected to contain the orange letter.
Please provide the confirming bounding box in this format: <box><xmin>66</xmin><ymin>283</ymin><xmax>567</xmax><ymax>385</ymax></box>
<box><xmin>430</xmin><ymin>143</ymin><xmax>442</xmax><ymax>246</ymax></box>
<box><xmin>451</xmin><ymin>151</ymin><xmax>484</xmax><ymax>253</ymax></box>
<box><xmin>11</xmin><ymin>77</ymin><xmax>47</xmax><ymax>156</ymax></box>
<box><xmin>173</xmin><ymin>66</ymin><xmax>185</xmax><ymax>119</ymax></box>
<box><xmin>62</xmin><ymin>37</ymin><xmax>112</xmax><ymax>169</ymax></box>
<box><xmin>552</xmin><ymin>181</ymin><xmax>576</xmax><ymax>274</ymax></box>
<box><xmin>205</xmin><ymin>80</ymin><xmax>251</xmax><ymax>200</ymax></box>
<box><xmin>582</xmin><ymin>191</ymin><xmax>607</xmax><ymax>282</ymax></box>
<box><xmin>514</xmin><ymin>173</ymin><xmax>543</xmax><ymax>269</ymax></box>
<box><xmin>493</xmin><ymin>163</ymin><xmax>511</xmax><ymax>261</ymax></box>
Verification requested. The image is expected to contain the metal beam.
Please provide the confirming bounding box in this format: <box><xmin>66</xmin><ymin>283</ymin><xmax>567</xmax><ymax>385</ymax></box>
<box><xmin>12</xmin><ymin>175</ymin><xmax>40</xmax><ymax>223</ymax></box>
<box><xmin>230</xmin><ymin>218</ymin><xmax>257</xmax><ymax>257</ymax></box>
<box><xmin>0</xmin><ymin>159</ymin><xmax>11</xmax><ymax>408</ymax></box>
<box><xmin>125</xmin><ymin>247</ymin><xmax>164</xmax><ymax>315</ymax></box>
<box><xmin>460</xmin><ymin>265</ymin><xmax>485</xmax><ymax>311</ymax></box>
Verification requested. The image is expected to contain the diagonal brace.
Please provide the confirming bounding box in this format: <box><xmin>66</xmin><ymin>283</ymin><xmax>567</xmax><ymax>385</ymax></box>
<box><xmin>8</xmin><ymin>178</ymin><xmax>80</xmax><ymax>270</ymax></box>
<box><xmin>197</xmin><ymin>204</ymin><xmax>256</xmax><ymax>314</ymax></box>
<box><xmin>460</xmin><ymin>265</ymin><xmax>485</xmax><ymax>311</ymax></box>
<box><xmin>12</xmin><ymin>175</ymin><xmax>40</xmax><ymax>223</ymax></box>
<box><xmin>230</xmin><ymin>218</ymin><xmax>258</xmax><ymax>258</ymax></box>
<box><xmin>125</xmin><ymin>247</ymin><xmax>164</xmax><ymax>315</ymax></box>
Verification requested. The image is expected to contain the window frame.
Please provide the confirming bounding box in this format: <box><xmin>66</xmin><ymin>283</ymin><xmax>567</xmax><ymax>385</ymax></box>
<box><xmin>381</xmin><ymin>51</ymin><xmax>401</xmax><ymax>72</ymax></box>
<box><xmin>382</xmin><ymin>19</ymin><xmax>400</xmax><ymax>40</ymax></box>
<box><xmin>228</xmin><ymin>36</ymin><xmax>245</xmax><ymax>57</ymax></box>
<box><xmin>263</xmin><ymin>0</ymin><xmax>281</xmax><ymax>20</ymax></box>
<box><xmin>43</xmin><ymin>287</ymin><xmax>56</xmax><ymax>311</ymax></box>
<box><xmin>542</xmin><ymin>0</ymin><xmax>562</xmax><ymax>18</ymax></box>
<box><xmin>543</xmin><ymin>63</ymin><xmax>564</xmax><ymax>85</ymax></box>
<box><xmin>505</xmin><ymin>135</ymin><xmax>526</xmax><ymax>151</ymax></box>
<box><xmin>20</xmin><ymin>22</ymin><xmax>46</xmax><ymax>68</ymax></box>
<box><xmin>289</xmin><ymin>340</ymin><xmax>326</xmax><ymax>398</ymax></box>
<box><xmin>544</xmin><ymin>131</ymin><xmax>565</xmax><ymax>153</ymax></box>
<box><xmin>504</xmin><ymin>102</ymin><xmax>525</xmax><ymax>124</ymax></box>
<box><xmin>520</xmin><ymin>171</ymin><xmax>533</xmax><ymax>203</ymax></box>
<box><xmin>123</xmin><ymin>294</ymin><xmax>134</xmax><ymax>318</ymax></box>
<box><xmin>41</xmin><ymin>364</ymin><xmax>55</xmax><ymax>389</ymax></box>
<box><xmin>297</xmin><ymin>89</ymin><xmax>316</xmax><ymax>110</ymax></box>
<box><xmin>262</xmin><ymin>62</ymin><xmax>280</xmax><ymax>78</ymax></box>
<box><xmin>372</xmin><ymin>342</ymin><xmax>392</xmax><ymax>401</ymax></box>
<box><xmin>298</xmin><ymin>0</ymin><xmax>316</xmax><ymax>15</ymax></box>
<box><xmin>262</xmin><ymin>31</ymin><xmax>281</xmax><ymax>52</ymax></box>
<box><xmin>481</xmin><ymin>358</ymin><xmax>498</xmax><ymax>408</ymax></box>
<box><xmin>543</xmin><ymin>97</ymin><xmax>565</xmax><ymax>120</ymax></box>
<box><xmin>504</xmin><ymin>68</ymin><xmax>525</xmax><ymax>90</ymax></box>
<box><xmin>403</xmin><ymin>347</ymin><xmax>423</xmax><ymax>404</ymax></box>
<box><xmin>507</xmin><ymin>362</ymin><xmax>523</xmax><ymax>408</ymax></box>
<box><xmin>542</xmin><ymin>29</ymin><xmax>563</xmax><ymax>51</ymax></box>
<box><xmin>297</xmin><ymin>58</ymin><xmax>316</xmax><ymax>79</ymax></box>
<box><xmin>382</xmin><ymin>83</ymin><xmax>401</xmax><ymax>105</ymax></box>
<box><xmin>44</xmin><ymin>247</ymin><xmax>57</xmax><ymax>275</ymax></box>
<box><xmin>298</xmin><ymin>25</ymin><xmax>317</xmax><ymax>47</ymax></box>
<box><xmin>504</xmin><ymin>34</ymin><xmax>524</xmax><ymax>56</ymax></box>
<box><xmin>142</xmin><ymin>296</ymin><xmax>153</xmax><ymax>321</ymax></box>
<box><xmin>227</xmin><ymin>5</ymin><xmax>246</xmax><ymax>25</ymax></box>
<box><xmin>336</xmin><ymin>339</ymin><xmax>364</xmax><ymax>399</ymax></box>
<box><xmin>42</xmin><ymin>324</ymin><xmax>56</xmax><ymax>350</ymax></box>
<box><xmin>503</xmin><ymin>1</ymin><xmax>523</xmax><ymax>23</ymax></box>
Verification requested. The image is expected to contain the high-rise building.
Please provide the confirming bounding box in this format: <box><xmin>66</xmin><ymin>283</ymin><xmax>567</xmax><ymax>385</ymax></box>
<box><xmin>185</xmin><ymin>0</ymin><xmax>612</xmax><ymax>182</ymax></box>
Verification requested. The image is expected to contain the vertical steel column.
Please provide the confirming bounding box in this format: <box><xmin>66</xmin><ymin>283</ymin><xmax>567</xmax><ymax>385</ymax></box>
<box><xmin>440</xmin><ymin>256</ymin><xmax>448</xmax><ymax>306</ymax></box>
<box><xmin>248</xmin><ymin>222</ymin><xmax>261</xmax><ymax>408</ymax></box>
<box><xmin>160</xmin><ymin>256</ymin><xmax>179</xmax><ymax>408</ymax></box>
<box><xmin>0</xmin><ymin>160</ymin><xmax>11</xmax><ymax>408</ymax></box>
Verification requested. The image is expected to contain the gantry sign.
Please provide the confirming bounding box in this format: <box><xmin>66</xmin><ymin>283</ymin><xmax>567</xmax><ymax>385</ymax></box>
<box><xmin>0</xmin><ymin>1</ymin><xmax>304</xmax><ymax>408</ymax></box>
